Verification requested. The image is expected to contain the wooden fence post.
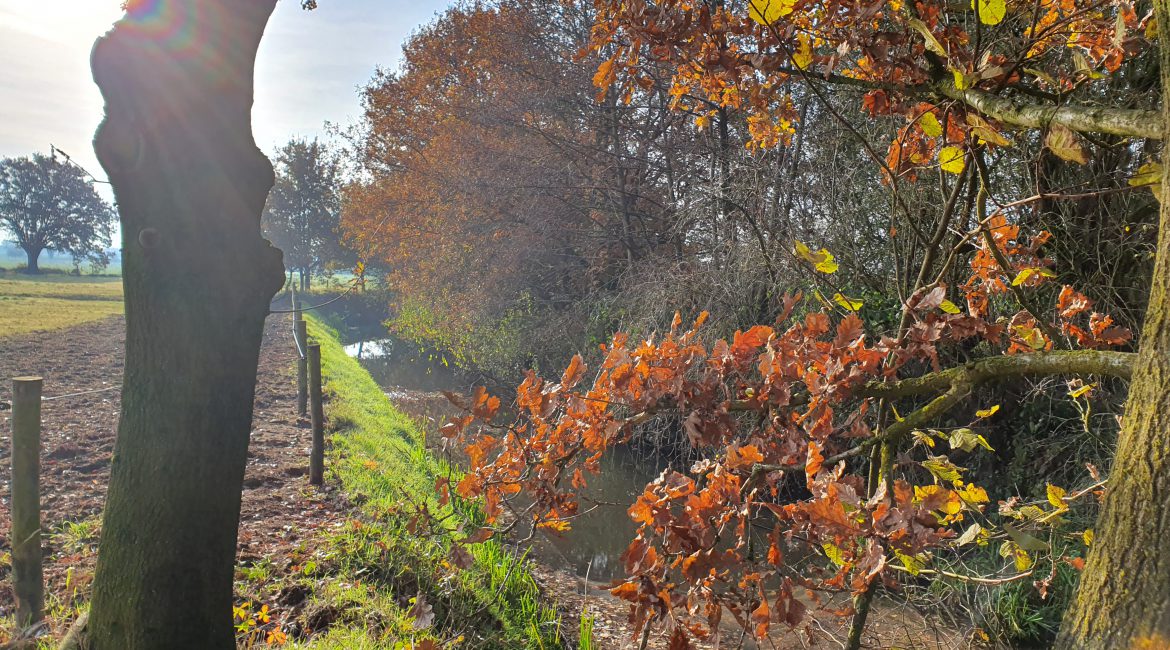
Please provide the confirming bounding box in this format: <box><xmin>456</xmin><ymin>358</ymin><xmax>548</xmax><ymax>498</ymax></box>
<box><xmin>10</xmin><ymin>376</ymin><xmax>44</xmax><ymax>628</ymax></box>
<box><xmin>295</xmin><ymin>319</ymin><xmax>308</xmax><ymax>416</ymax></box>
<box><xmin>308</xmin><ymin>344</ymin><xmax>325</xmax><ymax>486</ymax></box>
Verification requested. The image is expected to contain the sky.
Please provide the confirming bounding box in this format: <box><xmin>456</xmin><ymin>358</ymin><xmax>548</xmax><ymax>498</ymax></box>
<box><xmin>0</xmin><ymin>0</ymin><xmax>451</xmax><ymax>190</ymax></box>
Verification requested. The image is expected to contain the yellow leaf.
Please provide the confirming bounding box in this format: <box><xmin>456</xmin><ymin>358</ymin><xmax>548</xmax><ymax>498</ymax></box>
<box><xmin>896</xmin><ymin>550</ymin><xmax>927</xmax><ymax>575</ymax></box>
<box><xmin>537</xmin><ymin>518</ymin><xmax>572</xmax><ymax>532</ymax></box>
<box><xmin>976</xmin><ymin>404</ymin><xmax>1000</xmax><ymax>418</ymax></box>
<box><xmin>958</xmin><ymin>483</ymin><xmax>990</xmax><ymax>504</ymax></box>
<box><xmin>1046</xmin><ymin>124</ymin><xmax>1089</xmax><ymax>164</ymax></box>
<box><xmin>794</xmin><ymin>240</ymin><xmax>838</xmax><ymax>273</ymax></box>
<box><xmin>1014</xmin><ymin>547</ymin><xmax>1033</xmax><ymax>571</ymax></box>
<box><xmin>1083</xmin><ymin>529</ymin><xmax>1094</xmax><ymax>546</ymax></box>
<box><xmin>822</xmin><ymin>543</ymin><xmax>846</xmax><ymax>567</ymax></box>
<box><xmin>792</xmin><ymin>33</ymin><xmax>813</xmax><ymax>69</ymax></box>
<box><xmin>909</xmin><ymin>18</ymin><xmax>948</xmax><ymax>57</ymax></box>
<box><xmin>939</xmin><ymin>299</ymin><xmax>961</xmax><ymax>314</ymax></box>
<box><xmin>912</xmin><ymin>430</ymin><xmax>936</xmax><ymax>448</ymax></box>
<box><xmin>922</xmin><ymin>458</ymin><xmax>965</xmax><ymax>483</ymax></box>
<box><xmin>952</xmin><ymin>68</ymin><xmax>971</xmax><ymax>90</ymax></box>
<box><xmin>939</xmin><ymin>146</ymin><xmax>966</xmax><ymax>174</ymax></box>
<box><xmin>972</xmin><ymin>0</ymin><xmax>1006</xmax><ymax>24</ymax></box>
<box><xmin>920</xmin><ymin>112</ymin><xmax>943</xmax><ymax>138</ymax></box>
<box><xmin>1047</xmin><ymin>484</ymin><xmax>1068</xmax><ymax>510</ymax></box>
<box><xmin>1015</xmin><ymin>326</ymin><xmax>1047</xmax><ymax>350</ymax></box>
<box><xmin>1011</xmin><ymin>268</ymin><xmax>1035</xmax><ymax>286</ymax></box>
<box><xmin>1071</xmin><ymin>50</ymin><xmax>1105</xmax><ymax>80</ymax></box>
<box><xmin>833</xmin><ymin>293</ymin><xmax>864</xmax><ymax>312</ymax></box>
<box><xmin>940</xmin><ymin>492</ymin><xmax>963</xmax><ymax>515</ymax></box>
<box><xmin>1129</xmin><ymin>162</ymin><xmax>1162</xmax><ymax>188</ymax></box>
<box><xmin>749</xmin><ymin>0</ymin><xmax>796</xmax><ymax>25</ymax></box>
<box><xmin>1146</xmin><ymin>16</ymin><xmax>1158</xmax><ymax>40</ymax></box>
<box><xmin>1068</xmin><ymin>383</ymin><xmax>1095</xmax><ymax>399</ymax></box>
<box><xmin>967</xmin><ymin>114</ymin><xmax>1013</xmax><ymax>147</ymax></box>
<box><xmin>1011</xmin><ymin>267</ymin><xmax>1056</xmax><ymax>286</ymax></box>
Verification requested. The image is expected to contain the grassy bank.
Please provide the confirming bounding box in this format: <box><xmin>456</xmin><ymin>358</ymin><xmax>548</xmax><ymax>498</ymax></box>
<box><xmin>273</xmin><ymin>316</ymin><xmax>565</xmax><ymax>648</ymax></box>
<box><xmin>0</xmin><ymin>274</ymin><xmax>123</xmax><ymax>337</ymax></box>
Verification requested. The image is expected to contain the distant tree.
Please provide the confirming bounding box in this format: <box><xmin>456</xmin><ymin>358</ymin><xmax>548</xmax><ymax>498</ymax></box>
<box><xmin>0</xmin><ymin>153</ymin><xmax>115</xmax><ymax>273</ymax></box>
<box><xmin>262</xmin><ymin>138</ymin><xmax>345</xmax><ymax>291</ymax></box>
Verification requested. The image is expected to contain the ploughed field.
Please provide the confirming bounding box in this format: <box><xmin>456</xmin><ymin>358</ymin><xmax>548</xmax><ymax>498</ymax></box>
<box><xmin>0</xmin><ymin>313</ymin><xmax>350</xmax><ymax>642</ymax></box>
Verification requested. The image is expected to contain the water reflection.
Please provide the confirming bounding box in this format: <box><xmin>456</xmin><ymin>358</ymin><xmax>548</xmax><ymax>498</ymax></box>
<box><xmin>346</xmin><ymin>337</ymin><xmax>667</xmax><ymax>582</ymax></box>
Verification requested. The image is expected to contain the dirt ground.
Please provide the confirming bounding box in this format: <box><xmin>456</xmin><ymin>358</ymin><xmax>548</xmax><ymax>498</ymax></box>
<box><xmin>0</xmin><ymin>313</ymin><xmax>349</xmax><ymax>639</ymax></box>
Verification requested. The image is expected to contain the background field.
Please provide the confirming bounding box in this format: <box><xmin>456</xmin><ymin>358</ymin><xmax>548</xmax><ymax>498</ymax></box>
<box><xmin>0</xmin><ymin>273</ymin><xmax>124</xmax><ymax>337</ymax></box>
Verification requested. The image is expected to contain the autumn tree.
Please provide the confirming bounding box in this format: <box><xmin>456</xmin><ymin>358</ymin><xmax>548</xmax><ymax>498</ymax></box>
<box><xmin>440</xmin><ymin>0</ymin><xmax>1170</xmax><ymax>645</ymax></box>
<box><xmin>262</xmin><ymin>138</ymin><xmax>346</xmax><ymax>291</ymax></box>
<box><xmin>0</xmin><ymin>153</ymin><xmax>115</xmax><ymax>273</ymax></box>
<box><xmin>344</xmin><ymin>0</ymin><xmax>703</xmax><ymax>377</ymax></box>
<box><xmin>84</xmin><ymin>1</ymin><xmax>286</xmax><ymax>647</ymax></box>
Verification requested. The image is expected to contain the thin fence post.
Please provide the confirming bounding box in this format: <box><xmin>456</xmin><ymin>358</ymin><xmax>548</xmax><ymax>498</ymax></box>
<box><xmin>308</xmin><ymin>344</ymin><xmax>325</xmax><ymax>486</ymax></box>
<box><xmin>10</xmin><ymin>376</ymin><xmax>44</xmax><ymax>629</ymax></box>
<box><xmin>295</xmin><ymin>319</ymin><xmax>308</xmax><ymax>416</ymax></box>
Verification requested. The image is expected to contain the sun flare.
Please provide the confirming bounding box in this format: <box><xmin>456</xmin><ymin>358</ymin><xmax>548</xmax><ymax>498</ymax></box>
<box><xmin>0</xmin><ymin>1</ymin><xmax>124</xmax><ymax>44</ymax></box>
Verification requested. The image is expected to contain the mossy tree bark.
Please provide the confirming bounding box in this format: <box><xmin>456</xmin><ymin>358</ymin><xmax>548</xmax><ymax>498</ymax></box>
<box><xmin>1056</xmin><ymin>0</ymin><xmax>1170</xmax><ymax>645</ymax></box>
<box><xmin>86</xmin><ymin>1</ymin><xmax>284</xmax><ymax>648</ymax></box>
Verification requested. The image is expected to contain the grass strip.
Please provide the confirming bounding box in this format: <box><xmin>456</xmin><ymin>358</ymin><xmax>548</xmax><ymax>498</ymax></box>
<box><xmin>290</xmin><ymin>315</ymin><xmax>564</xmax><ymax>649</ymax></box>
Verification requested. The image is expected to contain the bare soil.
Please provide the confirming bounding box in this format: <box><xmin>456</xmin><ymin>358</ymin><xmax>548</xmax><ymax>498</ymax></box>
<box><xmin>0</xmin><ymin>313</ymin><xmax>348</xmax><ymax>639</ymax></box>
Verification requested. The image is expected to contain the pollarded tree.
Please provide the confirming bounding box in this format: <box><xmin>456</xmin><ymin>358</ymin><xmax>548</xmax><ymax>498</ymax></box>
<box><xmin>262</xmin><ymin>138</ymin><xmax>346</xmax><ymax>291</ymax></box>
<box><xmin>0</xmin><ymin>153</ymin><xmax>115</xmax><ymax>273</ymax></box>
<box><xmin>84</xmin><ymin>0</ymin><xmax>286</xmax><ymax>647</ymax></box>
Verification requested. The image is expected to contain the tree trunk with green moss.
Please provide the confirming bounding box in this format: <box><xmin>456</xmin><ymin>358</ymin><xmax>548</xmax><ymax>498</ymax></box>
<box><xmin>86</xmin><ymin>1</ymin><xmax>284</xmax><ymax>647</ymax></box>
<box><xmin>1057</xmin><ymin>0</ymin><xmax>1170</xmax><ymax>645</ymax></box>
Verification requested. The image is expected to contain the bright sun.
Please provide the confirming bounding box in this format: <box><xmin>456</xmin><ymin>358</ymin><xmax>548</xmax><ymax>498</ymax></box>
<box><xmin>0</xmin><ymin>1</ymin><xmax>125</xmax><ymax>44</ymax></box>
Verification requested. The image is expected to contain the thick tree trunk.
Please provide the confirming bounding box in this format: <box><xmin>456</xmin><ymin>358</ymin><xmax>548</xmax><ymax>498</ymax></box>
<box><xmin>86</xmin><ymin>1</ymin><xmax>283</xmax><ymax>648</ymax></box>
<box><xmin>1057</xmin><ymin>0</ymin><xmax>1170</xmax><ymax>645</ymax></box>
<box><xmin>22</xmin><ymin>246</ymin><xmax>41</xmax><ymax>274</ymax></box>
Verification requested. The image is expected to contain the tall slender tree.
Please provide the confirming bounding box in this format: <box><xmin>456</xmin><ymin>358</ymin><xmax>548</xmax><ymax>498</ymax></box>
<box><xmin>262</xmin><ymin>138</ymin><xmax>345</xmax><ymax>291</ymax></box>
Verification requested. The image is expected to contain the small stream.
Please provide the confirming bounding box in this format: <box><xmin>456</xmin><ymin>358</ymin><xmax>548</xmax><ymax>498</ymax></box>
<box><xmin>344</xmin><ymin>338</ymin><xmax>664</xmax><ymax>582</ymax></box>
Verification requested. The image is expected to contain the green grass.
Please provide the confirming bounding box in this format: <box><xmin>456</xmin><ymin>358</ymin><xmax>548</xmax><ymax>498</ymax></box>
<box><xmin>0</xmin><ymin>274</ymin><xmax>124</xmax><ymax>337</ymax></box>
<box><xmin>268</xmin><ymin>316</ymin><xmax>565</xmax><ymax>648</ymax></box>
